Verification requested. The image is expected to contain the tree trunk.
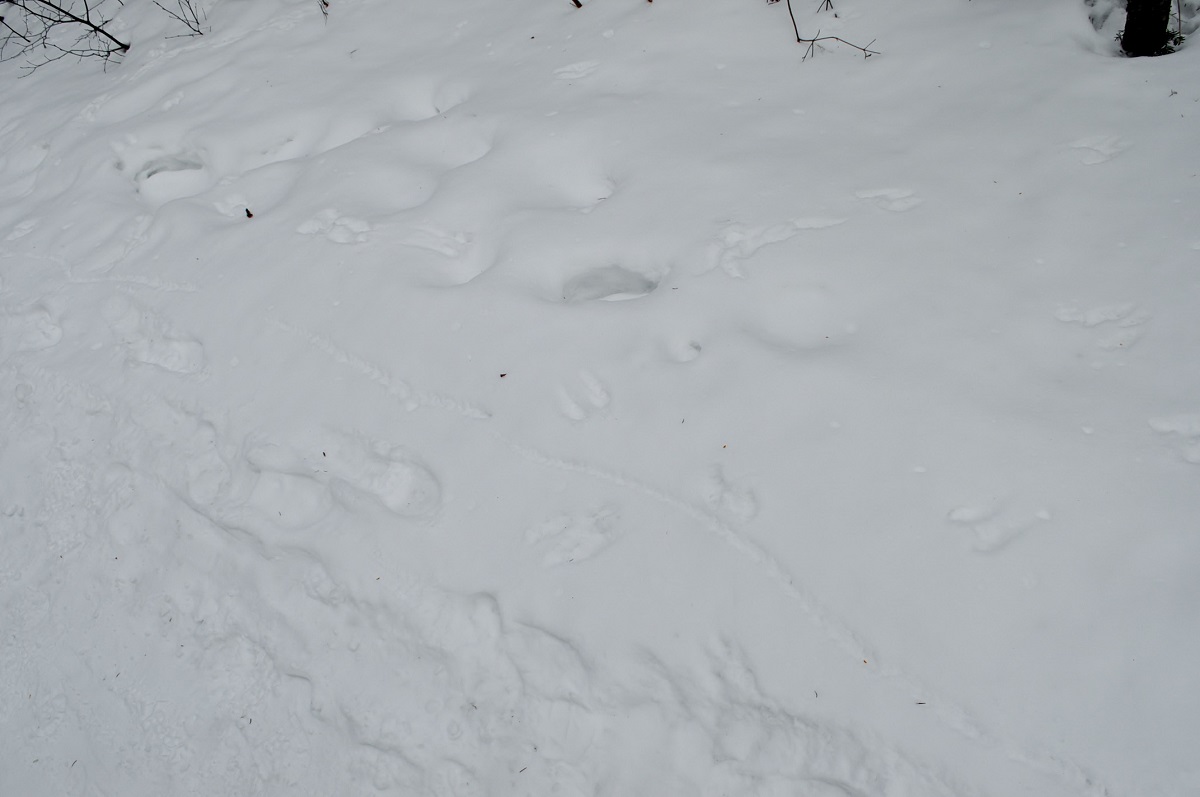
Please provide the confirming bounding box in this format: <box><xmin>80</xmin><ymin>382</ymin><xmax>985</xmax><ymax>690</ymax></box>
<box><xmin>1122</xmin><ymin>0</ymin><xmax>1172</xmax><ymax>56</ymax></box>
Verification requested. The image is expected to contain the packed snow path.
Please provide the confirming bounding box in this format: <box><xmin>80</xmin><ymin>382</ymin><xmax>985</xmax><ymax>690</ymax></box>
<box><xmin>2</xmin><ymin>1</ymin><xmax>1199</xmax><ymax>795</ymax></box>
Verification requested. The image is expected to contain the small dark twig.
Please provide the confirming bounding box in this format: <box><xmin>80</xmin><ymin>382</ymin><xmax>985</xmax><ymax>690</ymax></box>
<box><xmin>0</xmin><ymin>15</ymin><xmax>34</xmax><ymax>44</ymax></box>
<box><xmin>782</xmin><ymin>0</ymin><xmax>878</xmax><ymax>60</ymax></box>
<box><xmin>798</xmin><ymin>30</ymin><xmax>878</xmax><ymax>60</ymax></box>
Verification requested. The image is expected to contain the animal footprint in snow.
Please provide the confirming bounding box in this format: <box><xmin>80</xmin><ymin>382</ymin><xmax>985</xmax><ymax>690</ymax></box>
<box><xmin>556</xmin><ymin>370</ymin><xmax>610</xmax><ymax>421</ymax></box>
<box><xmin>1054</xmin><ymin>302</ymin><xmax>1140</xmax><ymax>327</ymax></box>
<box><xmin>711</xmin><ymin>217</ymin><xmax>844</xmax><ymax>277</ymax></box>
<box><xmin>136</xmin><ymin>400</ymin><xmax>231</xmax><ymax>505</ymax></box>
<box><xmin>0</xmin><ymin>305</ymin><xmax>62</xmax><ymax>357</ymax></box>
<box><xmin>665</xmin><ymin>336</ymin><xmax>703</xmax><ymax>363</ymax></box>
<box><xmin>554</xmin><ymin>60</ymin><xmax>600</xmax><ymax>81</ymax></box>
<box><xmin>114</xmin><ymin>140</ymin><xmax>213</xmax><ymax>205</ymax></box>
<box><xmin>213</xmin><ymin>194</ymin><xmax>254</xmax><ymax>218</ymax></box>
<box><xmin>946</xmin><ymin>501</ymin><xmax>1051</xmax><ymax>553</ymax></box>
<box><xmin>396</xmin><ymin>226</ymin><xmax>472</xmax><ymax>257</ymax></box>
<box><xmin>102</xmin><ymin>295</ymin><xmax>205</xmax><ymax>374</ymax></box>
<box><xmin>856</xmin><ymin>188</ymin><xmax>923</xmax><ymax>212</ymax></box>
<box><xmin>526</xmin><ymin>505</ymin><xmax>621</xmax><ymax>566</ymax></box>
<box><xmin>703</xmin><ymin>466</ymin><xmax>758</xmax><ymax>524</ymax></box>
<box><xmin>562</xmin><ymin>265</ymin><xmax>660</xmax><ymax>302</ymax></box>
<box><xmin>325</xmin><ymin>436</ymin><xmax>442</xmax><ymax>519</ymax></box>
<box><xmin>1148</xmin><ymin>413</ymin><xmax>1200</xmax><ymax>465</ymax></box>
<box><xmin>1070</xmin><ymin>135</ymin><xmax>1126</xmax><ymax>165</ymax></box>
<box><xmin>244</xmin><ymin>444</ymin><xmax>334</xmax><ymax>529</ymax></box>
<box><xmin>5</xmin><ymin>218</ymin><xmax>37</xmax><ymax>241</ymax></box>
<box><xmin>1055</xmin><ymin>302</ymin><xmax>1148</xmax><ymax>351</ymax></box>
<box><xmin>297</xmin><ymin>208</ymin><xmax>371</xmax><ymax>243</ymax></box>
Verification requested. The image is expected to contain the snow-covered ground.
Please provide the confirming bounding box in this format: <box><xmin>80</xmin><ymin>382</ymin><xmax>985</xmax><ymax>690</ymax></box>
<box><xmin>2</xmin><ymin>0</ymin><xmax>1198</xmax><ymax>794</ymax></box>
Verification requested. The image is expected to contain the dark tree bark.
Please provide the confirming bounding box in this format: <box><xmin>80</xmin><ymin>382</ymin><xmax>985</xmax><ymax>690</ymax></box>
<box><xmin>1122</xmin><ymin>0</ymin><xmax>1172</xmax><ymax>56</ymax></box>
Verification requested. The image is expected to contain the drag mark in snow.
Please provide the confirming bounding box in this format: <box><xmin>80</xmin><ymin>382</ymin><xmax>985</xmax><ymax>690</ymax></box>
<box><xmin>273</xmin><ymin>318</ymin><xmax>491</xmax><ymax>419</ymax></box>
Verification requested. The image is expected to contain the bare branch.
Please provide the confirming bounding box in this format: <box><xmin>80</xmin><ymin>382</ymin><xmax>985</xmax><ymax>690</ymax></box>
<box><xmin>1</xmin><ymin>0</ymin><xmax>130</xmax><ymax>71</ymax></box>
<box><xmin>154</xmin><ymin>0</ymin><xmax>205</xmax><ymax>38</ymax></box>
<box><xmin>773</xmin><ymin>0</ymin><xmax>879</xmax><ymax>60</ymax></box>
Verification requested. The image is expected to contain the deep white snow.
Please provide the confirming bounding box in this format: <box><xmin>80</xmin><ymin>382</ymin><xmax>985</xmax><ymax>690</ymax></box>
<box><xmin>2</xmin><ymin>0</ymin><xmax>1199</xmax><ymax>795</ymax></box>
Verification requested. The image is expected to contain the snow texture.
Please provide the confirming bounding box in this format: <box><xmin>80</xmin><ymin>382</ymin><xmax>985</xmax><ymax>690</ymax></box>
<box><xmin>2</xmin><ymin>1</ymin><xmax>1199</xmax><ymax>796</ymax></box>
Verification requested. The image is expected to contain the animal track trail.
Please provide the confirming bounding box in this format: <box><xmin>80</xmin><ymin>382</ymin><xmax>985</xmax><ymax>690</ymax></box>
<box><xmin>274</xmin><ymin>318</ymin><xmax>491</xmax><ymax>420</ymax></box>
<box><xmin>85</xmin><ymin>215</ymin><xmax>155</xmax><ymax>274</ymax></box>
<box><xmin>525</xmin><ymin>505</ymin><xmax>622</xmax><ymax>566</ymax></box>
<box><xmin>499</xmin><ymin>435</ymin><xmax>1121</xmax><ymax>797</ymax></box>
<box><xmin>556</xmin><ymin>369</ymin><xmax>610</xmax><ymax>421</ymax></box>
<box><xmin>497</xmin><ymin>435</ymin><xmax>864</xmax><ymax>647</ymax></box>
<box><xmin>103</xmin><ymin>294</ymin><xmax>206</xmax><ymax>375</ymax></box>
<box><xmin>386</xmin><ymin>77</ymin><xmax>473</xmax><ymax>121</ymax></box>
